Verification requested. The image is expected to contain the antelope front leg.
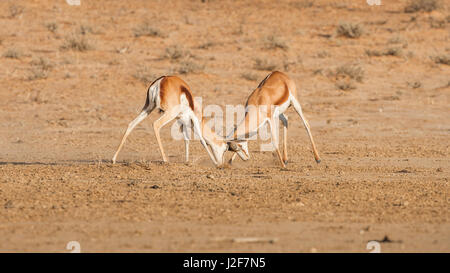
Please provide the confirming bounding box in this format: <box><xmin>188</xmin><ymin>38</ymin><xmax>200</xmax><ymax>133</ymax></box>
<box><xmin>181</xmin><ymin>123</ymin><xmax>190</xmax><ymax>163</ymax></box>
<box><xmin>190</xmin><ymin>113</ymin><xmax>218</xmax><ymax>166</ymax></box>
<box><xmin>268</xmin><ymin>118</ymin><xmax>286</xmax><ymax>168</ymax></box>
<box><xmin>279</xmin><ymin>113</ymin><xmax>288</xmax><ymax>165</ymax></box>
<box><xmin>228</xmin><ymin>152</ymin><xmax>238</xmax><ymax>165</ymax></box>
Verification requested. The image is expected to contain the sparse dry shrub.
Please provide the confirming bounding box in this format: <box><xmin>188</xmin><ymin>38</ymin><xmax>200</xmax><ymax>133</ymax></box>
<box><xmin>164</xmin><ymin>45</ymin><xmax>190</xmax><ymax>61</ymax></box>
<box><xmin>388</xmin><ymin>36</ymin><xmax>408</xmax><ymax>48</ymax></box>
<box><xmin>9</xmin><ymin>4</ymin><xmax>24</xmax><ymax>18</ymax></box>
<box><xmin>407</xmin><ymin>81</ymin><xmax>422</xmax><ymax>89</ymax></box>
<box><xmin>335</xmin><ymin>80</ymin><xmax>356</xmax><ymax>91</ymax></box>
<box><xmin>79</xmin><ymin>24</ymin><xmax>93</xmax><ymax>35</ymax></box>
<box><xmin>366</xmin><ymin>47</ymin><xmax>402</xmax><ymax>57</ymax></box>
<box><xmin>31</xmin><ymin>57</ymin><xmax>53</xmax><ymax>70</ymax></box>
<box><xmin>45</xmin><ymin>22</ymin><xmax>58</xmax><ymax>33</ymax></box>
<box><xmin>283</xmin><ymin>60</ymin><xmax>296</xmax><ymax>71</ymax></box>
<box><xmin>330</xmin><ymin>64</ymin><xmax>364</xmax><ymax>91</ymax></box>
<box><xmin>404</xmin><ymin>0</ymin><xmax>439</xmax><ymax>13</ymax></box>
<box><xmin>334</xmin><ymin>64</ymin><xmax>364</xmax><ymax>82</ymax></box>
<box><xmin>133</xmin><ymin>66</ymin><xmax>157</xmax><ymax>84</ymax></box>
<box><xmin>61</xmin><ymin>34</ymin><xmax>93</xmax><ymax>51</ymax></box>
<box><xmin>241</xmin><ymin>72</ymin><xmax>258</xmax><ymax>81</ymax></box>
<box><xmin>232</xmin><ymin>24</ymin><xmax>244</xmax><ymax>36</ymax></box>
<box><xmin>76</xmin><ymin>24</ymin><xmax>102</xmax><ymax>35</ymax></box>
<box><xmin>133</xmin><ymin>22</ymin><xmax>163</xmax><ymax>37</ymax></box>
<box><xmin>365</xmin><ymin>49</ymin><xmax>383</xmax><ymax>57</ymax></box>
<box><xmin>28</xmin><ymin>57</ymin><xmax>52</xmax><ymax>81</ymax></box>
<box><xmin>429</xmin><ymin>18</ymin><xmax>446</xmax><ymax>28</ymax></box>
<box><xmin>198</xmin><ymin>41</ymin><xmax>215</xmax><ymax>49</ymax></box>
<box><xmin>433</xmin><ymin>54</ymin><xmax>450</xmax><ymax>65</ymax></box>
<box><xmin>28</xmin><ymin>66</ymin><xmax>49</xmax><ymax>81</ymax></box>
<box><xmin>367</xmin><ymin>20</ymin><xmax>388</xmax><ymax>25</ymax></box>
<box><xmin>316</xmin><ymin>51</ymin><xmax>330</xmax><ymax>58</ymax></box>
<box><xmin>2</xmin><ymin>49</ymin><xmax>22</xmax><ymax>59</ymax></box>
<box><xmin>290</xmin><ymin>0</ymin><xmax>314</xmax><ymax>9</ymax></box>
<box><xmin>176</xmin><ymin>60</ymin><xmax>203</xmax><ymax>74</ymax></box>
<box><xmin>253</xmin><ymin>58</ymin><xmax>277</xmax><ymax>71</ymax></box>
<box><xmin>383</xmin><ymin>47</ymin><xmax>403</xmax><ymax>56</ymax></box>
<box><xmin>263</xmin><ymin>35</ymin><xmax>289</xmax><ymax>51</ymax></box>
<box><xmin>336</xmin><ymin>22</ymin><xmax>364</xmax><ymax>38</ymax></box>
<box><xmin>313</xmin><ymin>69</ymin><xmax>323</xmax><ymax>76</ymax></box>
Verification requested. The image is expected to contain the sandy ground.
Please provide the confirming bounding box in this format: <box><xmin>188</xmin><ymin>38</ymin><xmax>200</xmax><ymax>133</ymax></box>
<box><xmin>0</xmin><ymin>0</ymin><xmax>449</xmax><ymax>252</ymax></box>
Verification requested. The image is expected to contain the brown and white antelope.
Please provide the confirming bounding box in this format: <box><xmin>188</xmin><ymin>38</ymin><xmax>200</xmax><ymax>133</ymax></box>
<box><xmin>112</xmin><ymin>76</ymin><xmax>241</xmax><ymax>166</ymax></box>
<box><xmin>227</xmin><ymin>71</ymin><xmax>321</xmax><ymax>168</ymax></box>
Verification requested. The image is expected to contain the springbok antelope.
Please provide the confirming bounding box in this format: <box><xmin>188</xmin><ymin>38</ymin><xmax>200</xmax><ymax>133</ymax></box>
<box><xmin>227</xmin><ymin>71</ymin><xmax>321</xmax><ymax>168</ymax></box>
<box><xmin>112</xmin><ymin>76</ymin><xmax>241</xmax><ymax>166</ymax></box>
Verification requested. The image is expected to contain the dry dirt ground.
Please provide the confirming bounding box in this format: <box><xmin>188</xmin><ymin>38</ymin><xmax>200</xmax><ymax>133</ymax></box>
<box><xmin>0</xmin><ymin>0</ymin><xmax>449</xmax><ymax>252</ymax></box>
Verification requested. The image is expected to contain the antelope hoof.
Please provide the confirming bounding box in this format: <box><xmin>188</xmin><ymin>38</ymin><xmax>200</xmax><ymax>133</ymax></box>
<box><xmin>316</xmin><ymin>159</ymin><xmax>321</xmax><ymax>164</ymax></box>
<box><xmin>284</xmin><ymin>160</ymin><xmax>288</xmax><ymax>165</ymax></box>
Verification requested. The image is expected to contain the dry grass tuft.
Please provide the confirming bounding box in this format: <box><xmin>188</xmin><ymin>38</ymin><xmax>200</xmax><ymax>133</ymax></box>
<box><xmin>334</xmin><ymin>64</ymin><xmax>364</xmax><ymax>82</ymax></box>
<box><xmin>176</xmin><ymin>60</ymin><xmax>203</xmax><ymax>74</ymax></box>
<box><xmin>429</xmin><ymin>18</ymin><xmax>446</xmax><ymax>28</ymax></box>
<box><xmin>164</xmin><ymin>46</ymin><xmax>190</xmax><ymax>61</ymax></box>
<box><xmin>366</xmin><ymin>47</ymin><xmax>403</xmax><ymax>57</ymax></box>
<box><xmin>241</xmin><ymin>72</ymin><xmax>258</xmax><ymax>81</ymax></box>
<box><xmin>198</xmin><ymin>41</ymin><xmax>215</xmax><ymax>49</ymax></box>
<box><xmin>433</xmin><ymin>54</ymin><xmax>450</xmax><ymax>65</ymax></box>
<box><xmin>28</xmin><ymin>57</ymin><xmax>52</xmax><ymax>81</ymax></box>
<box><xmin>2</xmin><ymin>49</ymin><xmax>22</xmax><ymax>59</ymax></box>
<box><xmin>316</xmin><ymin>51</ymin><xmax>330</xmax><ymax>58</ymax></box>
<box><xmin>133</xmin><ymin>66</ymin><xmax>157</xmax><ymax>84</ymax></box>
<box><xmin>133</xmin><ymin>22</ymin><xmax>163</xmax><ymax>38</ymax></box>
<box><xmin>335</xmin><ymin>81</ymin><xmax>356</xmax><ymax>91</ymax></box>
<box><xmin>407</xmin><ymin>81</ymin><xmax>422</xmax><ymax>89</ymax></box>
<box><xmin>336</xmin><ymin>22</ymin><xmax>364</xmax><ymax>38</ymax></box>
<box><xmin>404</xmin><ymin>0</ymin><xmax>439</xmax><ymax>13</ymax></box>
<box><xmin>31</xmin><ymin>57</ymin><xmax>53</xmax><ymax>71</ymax></box>
<box><xmin>330</xmin><ymin>64</ymin><xmax>364</xmax><ymax>90</ymax></box>
<box><xmin>9</xmin><ymin>5</ymin><xmax>24</xmax><ymax>18</ymax></box>
<box><xmin>253</xmin><ymin>58</ymin><xmax>277</xmax><ymax>71</ymax></box>
<box><xmin>263</xmin><ymin>35</ymin><xmax>289</xmax><ymax>51</ymax></box>
<box><xmin>61</xmin><ymin>34</ymin><xmax>93</xmax><ymax>51</ymax></box>
<box><xmin>290</xmin><ymin>0</ymin><xmax>314</xmax><ymax>9</ymax></box>
<box><xmin>45</xmin><ymin>22</ymin><xmax>58</xmax><ymax>33</ymax></box>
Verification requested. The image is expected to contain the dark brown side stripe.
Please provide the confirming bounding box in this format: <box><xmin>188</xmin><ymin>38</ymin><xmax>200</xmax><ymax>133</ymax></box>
<box><xmin>257</xmin><ymin>72</ymin><xmax>273</xmax><ymax>88</ymax></box>
<box><xmin>180</xmin><ymin>85</ymin><xmax>194</xmax><ymax>111</ymax></box>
